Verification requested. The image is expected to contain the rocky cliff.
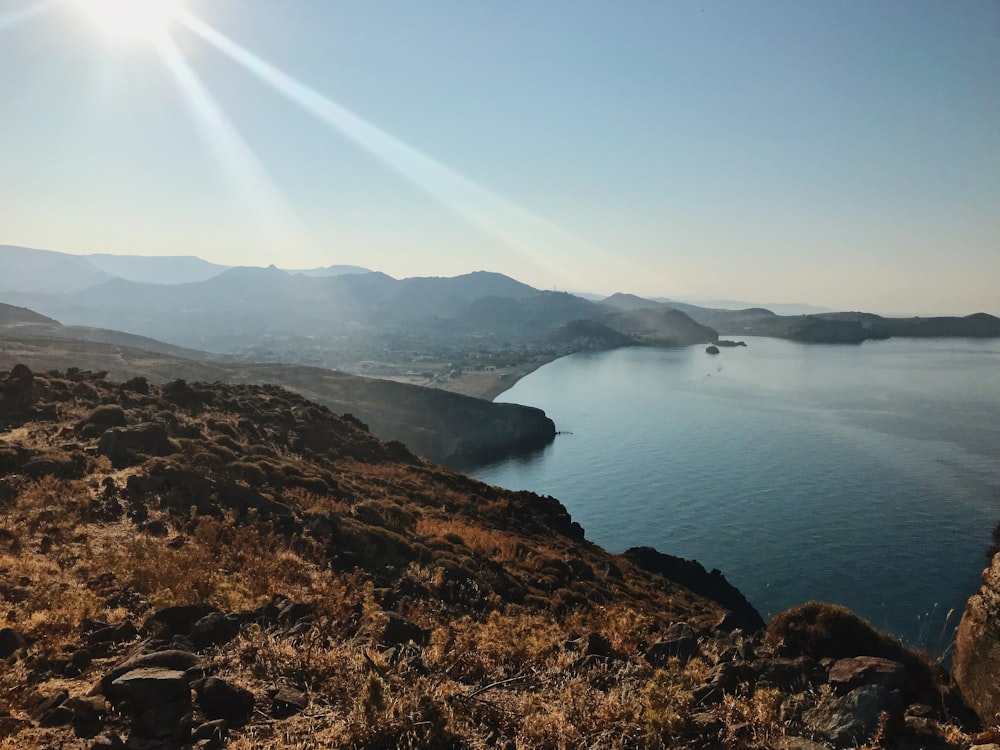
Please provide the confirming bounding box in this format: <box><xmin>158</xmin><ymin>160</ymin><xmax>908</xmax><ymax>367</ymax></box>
<box><xmin>954</xmin><ymin>531</ymin><xmax>1000</xmax><ymax>726</ymax></box>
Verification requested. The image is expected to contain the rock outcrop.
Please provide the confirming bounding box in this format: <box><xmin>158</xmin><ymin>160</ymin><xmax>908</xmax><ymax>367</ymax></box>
<box><xmin>954</xmin><ymin>540</ymin><xmax>1000</xmax><ymax>726</ymax></box>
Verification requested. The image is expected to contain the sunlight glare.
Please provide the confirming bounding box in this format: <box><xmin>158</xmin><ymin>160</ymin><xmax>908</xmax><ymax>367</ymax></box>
<box><xmin>180</xmin><ymin>12</ymin><xmax>625</xmax><ymax>287</ymax></box>
<box><xmin>75</xmin><ymin>0</ymin><xmax>186</xmax><ymax>44</ymax></box>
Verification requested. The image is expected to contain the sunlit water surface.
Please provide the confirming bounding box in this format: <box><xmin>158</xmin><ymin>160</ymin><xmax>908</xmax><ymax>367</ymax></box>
<box><xmin>471</xmin><ymin>337</ymin><xmax>1000</xmax><ymax>648</ymax></box>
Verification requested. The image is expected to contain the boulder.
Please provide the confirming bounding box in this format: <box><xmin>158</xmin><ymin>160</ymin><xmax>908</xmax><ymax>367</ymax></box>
<box><xmin>954</xmin><ymin>546</ymin><xmax>1000</xmax><ymax>725</ymax></box>
<box><xmin>99</xmin><ymin>649</ymin><xmax>203</xmax><ymax>696</ymax></box>
<box><xmin>802</xmin><ymin>684</ymin><xmax>899</xmax><ymax>748</ymax></box>
<box><xmin>145</xmin><ymin>604</ymin><xmax>220</xmax><ymax>637</ymax></box>
<box><xmin>0</xmin><ymin>627</ymin><xmax>26</xmax><ymax>658</ymax></box>
<box><xmin>0</xmin><ymin>364</ymin><xmax>35</xmax><ymax>416</ymax></box>
<box><xmin>196</xmin><ymin>677</ymin><xmax>255</xmax><ymax>727</ymax></box>
<box><xmin>77</xmin><ymin>405</ymin><xmax>126</xmax><ymax>438</ymax></box>
<box><xmin>828</xmin><ymin>656</ymin><xmax>907</xmax><ymax>696</ymax></box>
<box><xmin>97</xmin><ymin>422</ymin><xmax>172</xmax><ymax>468</ymax></box>
<box><xmin>705</xmin><ymin>345</ymin><xmax>720</xmax><ymax>355</ymax></box>
<box><xmin>191</xmin><ymin>612</ymin><xmax>241</xmax><ymax>650</ymax></box>
<box><xmin>109</xmin><ymin>668</ymin><xmax>189</xmax><ymax>709</ymax></box>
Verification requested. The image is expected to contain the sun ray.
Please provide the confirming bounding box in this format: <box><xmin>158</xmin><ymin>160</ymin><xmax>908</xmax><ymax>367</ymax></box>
<box><xmin>155</xmin><ymin>33</ymin><xmax>314</xmax><ymax>261</ymax></box>
<box><xmin>179</xmin><ymin>12</ymin><xmax>626</xmax><ymax>287</ymax></box>
<box><xmin>0</xmin><ymin>0</ymin><xmax>60</xmax><ymax>33</ymax></box>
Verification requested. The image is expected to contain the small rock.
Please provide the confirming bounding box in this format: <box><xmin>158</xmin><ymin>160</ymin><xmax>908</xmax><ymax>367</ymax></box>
<box><xmin>191</xmin><ymin>612</ymin><xmax>241</xmax><ymax>650</ymax></box>
<box><xmin>66</xmin><ymin>696</ymin><xmax>107</xmax><ymax>739</ymax></box>
<box><xmin>272</xmin><ymin>687</ymin><xmax>308</xmax><ymax>719</ymax></box>
<box><xmin>381</xmin><ymin>613</ymin><xmax>426</xmax><ymax>646</ymax></box>
<box><xmin>192</xmin><ymin>719</ymin><xmax>228</xmax><ymax>743</ymax></box>
<box><xmin>196</xmin><ymin>677</ymin><xmax>255</xmax><ymax>727</ymax></box>
<box><xmin>109</xmin><ymin>668</ymin><xmax>190</xmax><ymax>710</ymax></box>
<box><xmin>130</xmin><ymin>697</ymin><xmax>193</xmax><ymax>740</ymax></box>
<box><xmin>38</xmin><ymin>704</ymin><xmax>73</xmax><ymax>728</ymax></box>
<box><xmin>0</xmin><ymin>627</ymin><xmax>26</xmax><ymax>659</ymax></box>
<box><xmin>145</xmin><ymin>604</ymin><xmax>220</xmax><ymax>637</ymax></box>
<box><xmin>28</xmin><ymin>690</ymin><xmax>68</xmax><ymax>722</ymax></box>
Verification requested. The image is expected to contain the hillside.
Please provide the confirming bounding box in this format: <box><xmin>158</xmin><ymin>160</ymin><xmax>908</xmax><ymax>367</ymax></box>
<box><xmin>0</xmin><ymin>331</ymin><xmax>554</xmax><ymax>469</ymax></box>
<box><xmin>0</xmin><ymin>366</ymin><xmax>981</xmax><ymax>749</ymax></box>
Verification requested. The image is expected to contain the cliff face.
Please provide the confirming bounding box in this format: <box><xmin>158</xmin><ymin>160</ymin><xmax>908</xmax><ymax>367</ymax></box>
<box><xmin>954</xmin><ymin>541</ymin><xmax>1000</xmax><ymax>725</ymax></box>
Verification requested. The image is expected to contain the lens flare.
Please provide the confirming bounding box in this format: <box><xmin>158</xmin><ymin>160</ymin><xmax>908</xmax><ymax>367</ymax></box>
<box><xmin>75</xmin><ymin>0</ymin><xmax>187</xmax><ymax>44</ymax></box>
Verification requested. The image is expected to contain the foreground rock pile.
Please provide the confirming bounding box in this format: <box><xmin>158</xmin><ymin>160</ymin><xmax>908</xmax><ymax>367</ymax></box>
<box><xmin>0</xmin><ymin>365</ymin><xmax>993</xmax><ymax>749</ymax></box>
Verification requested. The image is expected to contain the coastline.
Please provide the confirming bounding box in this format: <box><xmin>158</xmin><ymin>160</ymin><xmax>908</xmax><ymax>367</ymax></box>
<box><xmin>436</xmin><ymin>355</ymin><xmax>557</xmax><ymax>401</ymax></box>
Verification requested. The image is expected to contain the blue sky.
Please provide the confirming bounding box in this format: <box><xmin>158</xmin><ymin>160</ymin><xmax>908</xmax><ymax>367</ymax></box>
<box><xmin>1</xmin><ymin>0</ymin><xmax>998</xmax><ymax>314</ymax></box>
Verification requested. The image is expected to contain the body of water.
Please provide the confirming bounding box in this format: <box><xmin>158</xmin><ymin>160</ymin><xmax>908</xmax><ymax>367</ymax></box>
<box><xmin>471</xmin><ymin>337</ymin><xmax>1000</xmax><ymax>648</ymax></box>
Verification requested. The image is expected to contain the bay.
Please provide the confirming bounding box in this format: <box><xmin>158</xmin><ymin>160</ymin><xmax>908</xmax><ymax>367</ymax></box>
<box><xmin>471</xmin><ymin>336</ymin><xmax>1000</xmax><ymax>649</ymax></box>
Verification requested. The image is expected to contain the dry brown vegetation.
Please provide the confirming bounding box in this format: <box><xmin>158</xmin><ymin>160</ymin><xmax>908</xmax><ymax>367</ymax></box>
<box><xmin>0</xmin><ymin>366</ymin><xmax>978</xmax><ymax>749</ymax></box>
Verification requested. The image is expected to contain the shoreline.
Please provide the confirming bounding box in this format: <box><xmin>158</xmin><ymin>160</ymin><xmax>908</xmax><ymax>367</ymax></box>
<box><xmin>436</xmin><ymin>355</ymin><xmax>558</xmax><ymax>401</ymax></box>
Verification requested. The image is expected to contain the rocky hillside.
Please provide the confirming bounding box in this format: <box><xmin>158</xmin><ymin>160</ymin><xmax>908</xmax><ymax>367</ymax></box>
<box><xmin>0</xmin><ymin>332</ymin><xmax>555</xmax><ymax>469</ymax></box>
<box><xmin>0</xmin><ymin>366</ymin><xmax>986</xmax><ymax>749</ymax></box>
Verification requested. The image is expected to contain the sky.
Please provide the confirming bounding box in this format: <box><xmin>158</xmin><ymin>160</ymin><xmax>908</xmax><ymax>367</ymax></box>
<box><xmin>1</xmin><ymin>0</ymin><xmax>998</xmax><ymax>315</ymax></box>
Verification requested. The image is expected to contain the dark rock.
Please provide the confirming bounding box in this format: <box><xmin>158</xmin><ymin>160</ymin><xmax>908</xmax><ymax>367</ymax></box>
<box><xmin>28</xmin><ymin>689</ymin><xmax>68</xmax><ymax>721</ymax></box>
<box><xmin>130</xmin><ymin>697</ymin><xmax>192</xmax><ymax>740</ymax></box>
<box><xmin>191</xmin><ymin>612</ymin><xmax>241</xmax><ymax>650</ymax></box>
<box><xmin>0</xmin><ymin>364</ymin><xmax>35</xmax><ymax>416</ymax></box>
<box><xmin>196</xmin><ymin>677</ymin><xmax>254</xmax><ymax>727</ymax></box>
<box><xmin>272</xmin><ymin>687</ymin><xmax>308</xmax><ymax>719</ymax></box>
<box><xmin>23</xmin><ymin>452</ymin><xmax>82</xmax><ymax>479</ymax></box>
<box><xmin>121</xmin><ymin>377</ymin><xmax>150</xmax><ymax>395</ymax></box>
<box><xmin>802</xmin><ymin>684</ymin><xmax>899</xmax><ymax>748</ymax></box>
<box><xmin>706</xmin><ymin>661</ymin><xmax>757</xmax><ymax>694</ymax></box>
<box><xmin>828</xmin><ymin>656</ymin><xmax>907</xmax><ymax>695</ymax></box>
<box><xmin>38</xmin><ymin>704</ymin><xmax>74</xmax><ymax>727</ymax></box>
<box><xmin>86</xmin><ymin>622</ymin><xmax>139</xmax><ymax>648</ymax></box>
<box><xmin>754</xmin><ymin>656</ymin><xmax>827</xmax><ymax>691</ymax></box>
<box><xmin>109</xmin><ymin>668</ymin><xmax>190</xmax><ymax>709</ymax></box>
<box><xmin>381</xmin><ymin>613</ymin><xmax>427</xmax><ymax>646</ymax></box>
<box><xmin>146</xmin><ymin>604</ymin><xmax>221</xmax><ymax>637</ymax></box>
<box><xmin>100</xmin><ymin>650</ymin><xmax>204</xmax><ymax>696</ymax></box>
<box><xmin>97</xmin><ymin>422</ymin><xmax>172</xmax><ymax>468</ymax></box>
<box><xmin>66</xmin><ymin>696</ymin><xmax>107</xmax><ymax>738</ymax></box>
<box><xmin>192</xmin><ymin>719</ymin><xmax>228</xmax><ymax>743</ymax></box>
<box><xmin>622</xmin><ymin>547</ymin><xmax>765</xmax><ymax>633</ymax></box>
<box><xmin>583</xmin><ymin>632</ymin><xmax>612</xmax><ymax>657</ymax></box>
<box><xmin>0</xmin><ymin>627</ymin><xmax>26</xmax><ymax>658</ymax></box>
<box><xmin>276</xmin><ymin>601</ymin><xmax>312</xmax><ymax>626</ymax></box>
<box><xmin>705</xmin><ymin>345</ymin><xmax>720</xmax><ymax>354</ymax></box>
<box><xmin>645</xmin><ymin>635</ymin><xmax>699</xmax><ymax>666</ymax></box>
<box><xmin>78</xmin><ymin>405</ymin><xmax>127</xmax><ymax>437</ymax></box>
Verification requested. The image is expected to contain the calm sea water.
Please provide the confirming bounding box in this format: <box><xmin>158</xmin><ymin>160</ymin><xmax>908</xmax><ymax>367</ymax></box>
<box><xmin>471</xmin><ymin>337</ymin><xmax>1000</xmax><ymax>648</ymax></box>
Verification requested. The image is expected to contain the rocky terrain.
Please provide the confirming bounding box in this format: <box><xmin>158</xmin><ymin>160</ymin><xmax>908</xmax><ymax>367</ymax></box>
<box><xmin>0</xmin><ymin>364</ymin><xmax>993</xmax><ymax>749</ymax></box>
<box><xmin>0</xmin><ymin>322</ymin><xmax>555</xmax><ymax>469</ymax></box>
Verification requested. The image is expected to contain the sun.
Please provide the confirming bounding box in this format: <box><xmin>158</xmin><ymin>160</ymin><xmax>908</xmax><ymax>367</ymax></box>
<box><xmin>74</xmin><ymin>0</ymin><xmax>188</xmax><ymax>44</ymax></box>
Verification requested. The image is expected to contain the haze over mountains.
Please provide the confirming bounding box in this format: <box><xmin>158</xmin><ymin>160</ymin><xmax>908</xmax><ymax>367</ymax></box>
<box><xmin>2</xmin><ymin>245</ymin><xmax>999</xmax><ymax>361</ymax></box>
<box><xmin>0</xmin><ymin>245</ymin><xmax>369</xmax><ymax>292</ymax></box>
